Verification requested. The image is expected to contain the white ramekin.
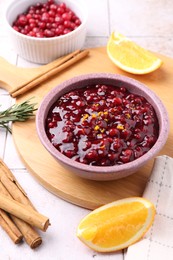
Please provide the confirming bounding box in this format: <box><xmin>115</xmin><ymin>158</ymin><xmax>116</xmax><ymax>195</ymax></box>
<box><xmin>5</xmin><ymin>0</ymin><xmax>87</xmax><ymax>64</ymax></box>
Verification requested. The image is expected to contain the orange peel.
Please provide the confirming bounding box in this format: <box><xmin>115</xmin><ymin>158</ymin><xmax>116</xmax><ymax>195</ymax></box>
<box><xmin>107</xmin><ymin>32</ymin><xmax>162</xmax><ymax>74</ymax></box>
<box><xmin>77</xmin><ymin>197</ymin><xmax>156</xmax><ymax>252</ymax></box>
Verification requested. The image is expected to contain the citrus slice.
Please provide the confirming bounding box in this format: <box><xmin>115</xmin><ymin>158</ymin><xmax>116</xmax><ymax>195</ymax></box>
<box><xmin>77</xmin><ymin>197</ymin><xmax>155</xmax><ymax>252</ymax></box>
<box><xmin>107</xmin><ymin>32</ymin><xmax>162</xmax><ymax>74</ymax></box>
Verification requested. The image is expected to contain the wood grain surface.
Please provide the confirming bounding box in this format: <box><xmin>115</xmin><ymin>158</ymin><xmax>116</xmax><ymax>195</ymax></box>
<box><xmin>2</xmin><ymin>47</ymin><xmax>173</xmax><ymax>209</ymax></box>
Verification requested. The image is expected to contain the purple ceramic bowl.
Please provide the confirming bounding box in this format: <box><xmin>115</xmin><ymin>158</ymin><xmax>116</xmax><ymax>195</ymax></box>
<box><xmin>36</xmin><ymin>73</ymin><xmax>169</xmax><ymax>181</ymax></box>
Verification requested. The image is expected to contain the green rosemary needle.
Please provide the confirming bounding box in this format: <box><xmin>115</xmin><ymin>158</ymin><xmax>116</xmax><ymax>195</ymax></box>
<box><xmin>0</xmin><ymin>99</ymin><xmax>37</xmax><ymax>133</ymax></box>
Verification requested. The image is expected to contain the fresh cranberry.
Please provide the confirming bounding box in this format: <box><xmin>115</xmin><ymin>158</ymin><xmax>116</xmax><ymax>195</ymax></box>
<box><xmin>12</xmin><ymin>0</ymin><xmax>81</xmax><ymax>38</ymax></box>
<box><xmin>62</xmin><ymin>12</ymin><xmax>72</xmax><ymax>21</ymax></box>
<box><xmin>18</xmin><ymin>15</ymin><xmax>28</xmax><ymax>26</ymax></box>
<box><xmin>12</xmin><ymin>26</ymin><xmax>20</xmax><ymax>32</ymax></box>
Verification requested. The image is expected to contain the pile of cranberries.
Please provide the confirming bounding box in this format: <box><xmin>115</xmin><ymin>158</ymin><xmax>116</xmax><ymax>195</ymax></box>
<box><xmin>12</xmin><ymin>0</ymin><xmax>81</xmax><ymax>38</ymax></box>
<box><xmin>46</xmin><ymin>84</ymin><xmax>159</xmax><ymax>166</ymax></box>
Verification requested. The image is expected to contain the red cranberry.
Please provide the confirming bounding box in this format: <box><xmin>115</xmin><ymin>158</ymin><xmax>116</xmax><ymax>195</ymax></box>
<box><xmin>18</xmin><ymin>15</ymin><xmax>28</xmax><ymax>26</ymax></box>
<box><xmin>113</xmin><ymin>97</ymin><xmax>122</xmax><ymax>105</ymax></box>
<box><xmin>50</xmin><ymin>4</ymin><xmax>58</xmax><ymax>11</ymax></box>
<box><xmin>44</xmin><ymin>29</ymin><xmax>55</xmax><ymax>37</ymax></box>
<box><xmin>64</xmin><ymin>150</ymin><xmax>75</xmax><ymax>158</ymax></box>
<box><xmin>48</xmin><ymin>121</ymin><xmax>57</xmax><ymax>128</ymax></box>
<box><xmin>85</xmin><ymin>150</ymin><xmax>98</xmax><ymax>160</ymax></box>
<box><xmin>12</xmin><ymin>0</ymin><xmax>81</xmax><ymax>38</ymax></box>
<box><xmin>120</xmin><ymin>149</ymin><xmax>133</xmax><ymax>163</ymax></box>
<box><xmin>109</xmin><ymin>128</ymin><xmax>119</xmax><ymax>137</ymax></box>
<box><xmin>62</xmin><ymin>12</ymin><xmax>72</xmax><ymax>21</ymax></box>
<box><xmin>12</xmin><ymin>26</ymin><xmax>20</xmax><ymax>32</ymax></box>
<box><xmin>46</xmin><ymin>84</ymin><xmax>159</xmax><ymax>166</ymax></box>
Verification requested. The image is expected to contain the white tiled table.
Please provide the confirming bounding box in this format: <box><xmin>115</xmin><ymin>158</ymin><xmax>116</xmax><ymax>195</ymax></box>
<box><xmin>0</xmin><ymin>0</ymin><xmax>173</xmax><ymax>259</ymax></box>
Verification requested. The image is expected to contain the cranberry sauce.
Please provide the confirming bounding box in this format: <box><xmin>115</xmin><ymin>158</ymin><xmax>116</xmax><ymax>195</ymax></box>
<box><xmin>45</xmin><ymin>84</ymin><xmax>159</xmax><ymax>166</ymax></box>
<box><xmin>12</xmin><ymin>0</ymin><xmax>81</xmax><ymax>38</ymax></box>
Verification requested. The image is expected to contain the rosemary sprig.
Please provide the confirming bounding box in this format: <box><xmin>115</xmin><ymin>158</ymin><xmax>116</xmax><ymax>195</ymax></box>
<box><xmin>0</xmin><ymin>99</ymin><xmax>37</xmax><ymax>133</ymax></box>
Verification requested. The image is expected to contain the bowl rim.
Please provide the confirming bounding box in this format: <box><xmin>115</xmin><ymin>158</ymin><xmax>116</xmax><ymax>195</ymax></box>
<box><xmin>36</xmin><ymin>73</ymin><xmax>170</xmax><ymax>174</ymax></box>
<box><xmin>5</xmin><ymin>0</ymin><xmax>88</xmax><ymax>41</ymax></box>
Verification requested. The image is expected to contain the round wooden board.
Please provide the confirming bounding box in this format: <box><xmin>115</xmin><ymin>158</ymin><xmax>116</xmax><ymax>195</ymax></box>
<box><xmin>11</xmin><ymin>47</ymin><xmax>173</xmax><ymax>210</ymax></box>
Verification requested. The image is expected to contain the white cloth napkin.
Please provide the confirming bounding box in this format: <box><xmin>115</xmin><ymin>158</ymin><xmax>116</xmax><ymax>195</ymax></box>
<box><xmin>125</xmin><ymin>155</ymin><xmax>173</xmax><ymax>260</ymax></box>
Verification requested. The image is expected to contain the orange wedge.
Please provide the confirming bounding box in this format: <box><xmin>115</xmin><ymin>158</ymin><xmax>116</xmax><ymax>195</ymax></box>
<box><xmin>107</xmin><ymin>32</ymin><xmax>162</xmax><ymax>74</ymax></box>
<box><xmin>77</xmin><ymin>197</ymin><xmax>155</xmax><ymax>252</ymax></box>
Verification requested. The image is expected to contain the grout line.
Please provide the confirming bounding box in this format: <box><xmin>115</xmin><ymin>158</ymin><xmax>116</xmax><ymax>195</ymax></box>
<box><xmin>0</xmin><ymin>93</ymin><xmax>10</xmax><ymax>96</ymax></box>
<box><xmin>127</xmin><ymin>35</ymin><xmax>172</xmax><ymax>39</ymax></box>
<box><xmin>16</xmin><ymin>54</ymin><xmax>19</xmax><ymax>66</ymax></box>
<box><xmin>107</xmin><ymin>0</ymin><xmax>111</xmax><ymax>35</ymax></box>
<box><xmin>86</xmin><ymin>35</ymin><xmax>169</xmax><ymax>40</ymax></box>
<box><xmin>2</xmin><ymin>130</ymin><xmax>8</xmax><ymax>160</ymax></box>
<box><xmin>86</xmin><ymin>35</ymin><xmax>108</xmax><ymax>39</ymax></box>
<box><xmin>11</xmin><ymin>167</ymin><xmax>28</xmax><ymax>172</ymax></box>
<box><xmin>123</xmin><ymin>249</ymin><xmax>125</xmax><ymax>260</ymax></box>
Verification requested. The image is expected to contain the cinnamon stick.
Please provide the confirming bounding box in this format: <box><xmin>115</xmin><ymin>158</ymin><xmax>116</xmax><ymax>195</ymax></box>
<box><xmin>0</xmin><ymin>195</ymin><xmax>50</xmax><ymax>231</ymax></box>
<box><xmin>0</xmin><ymin>168</ymin><xmax>35</xmax><ymax>209</ymax></box>
<box><xmin>0</xmin><ymin>166</ymin><xmax>50</xmax><ymax>229</ymax></box>
<box><xmin>0</xmin><ymin>209</ymin><xmax>23</xmax><ymax>244</ymax></box>
<box><xmin>11</xmin><ymin>49</ymin><xmax>89</xmax><ymax>98</ymax></box>
<box><xmin>9</xmin><ymin>49</ymin><xmax>81</xmax><ymax>95</ymax></box>
<box><xmin>0</xmin><ymin>160</ymin><xmax>42</xmax><ymax>248</ymax></box>
<box><xmin>0</xmin><ymin>182</ymin><xmax>42</xmax><ymax>249</ymax></box>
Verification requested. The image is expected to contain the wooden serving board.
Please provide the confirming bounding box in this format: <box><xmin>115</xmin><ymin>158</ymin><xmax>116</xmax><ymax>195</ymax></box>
<box><xmin>1</xmin><ymin>47</ymin><xmax>173</xmax><ymax>210</ymax></box>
